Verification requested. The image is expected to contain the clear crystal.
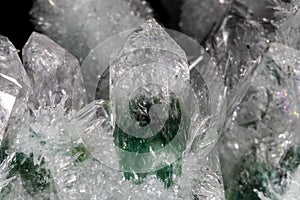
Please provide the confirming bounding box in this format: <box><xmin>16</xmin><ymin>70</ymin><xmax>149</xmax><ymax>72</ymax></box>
<box><xmin>0</xmin><ymin>36</ymin><xmax>30</xmax><ymax>142</ymax></box>
<box><xmin>219</xmin><ymin>43</ymin><xmax>300</xmax><ymax>199</ymax></box>
<box><xmin>1</xmin><ymin>19</ymin><xmax>226</xmax><ymax>199</ymax></box>
<box><xmin>22</xmin><ymin>32</ymin><xmax>87</xmax><ymax>111</ymax></box>
<box><xmin>280</xmin><ymin>1</ymin><xmax>300</xmax><ymax>50</ymax></box>
<box><xmin>206</xmin><ymin>2</ymin><xmax>271</xmax><ymax>114</ymax></box>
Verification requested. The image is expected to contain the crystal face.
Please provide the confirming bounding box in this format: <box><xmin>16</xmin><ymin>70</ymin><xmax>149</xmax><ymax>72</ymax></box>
<box><xmin>0</xmin><ymin>36</ymin><xmax>29</xmax><ymax>142</ymax></box>
<box><xmin>220</xmin><ymin>43</ymin><xmax>300</xmax><ymax>199</ymax></box>
<box><xmin>22</xmin><ymin>32</ymin><xmax>87</xmax><ymax>111</ymax></box>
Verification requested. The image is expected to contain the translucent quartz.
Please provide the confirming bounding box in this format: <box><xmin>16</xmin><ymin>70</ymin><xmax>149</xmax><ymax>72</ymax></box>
<box><xmin>31</xmin><ymin>0</ymin><xmax>152</xmax><ymax>61</ymax></box>
<box><xmin>4</xmin><ymin>20</ymin><xmax>226</xmax><ymax>199</ymax></box>
<box><xmin>180</xmin><ymin>0</ymin><xmax>230</xmax><ymax>43</ymax></box>
<box><xmin>0</xmin><ymin>32</ymin><xmax>90</xmax><ymax>199</ymax></box>
<box><xmin>109</xmin><ymin>18</ymin><xmax>191</xmax><ymax>185</ymax></box>
<box><xmin>206</xmin><ymin>2</ymin><xmax>272</xmax><ymax>115</ymax></box>
<box><xmin>219</xmin><ymin>43</ymin><xmax>300</xmax><ymax>199</ymax></box>
<box><xmin>0</xmin><ymin>36</ymin><xmax>30</xmax><ymax>142</ymax></box>
<box><xmin>22</xmin><ymin>32</ymin><xmax>87</xmax><ymax>111</ymax></box>
<box><xmin>280</xmin><ymin>0</ymin><xmax>300</xmax><ymax>50</ymax></box>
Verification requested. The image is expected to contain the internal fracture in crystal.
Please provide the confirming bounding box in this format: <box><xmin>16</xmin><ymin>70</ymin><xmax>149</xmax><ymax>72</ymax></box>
<box><xmin>220</xmin><ymin>43</ymin><xmax>300</xmax><ymax>199</ymax></box>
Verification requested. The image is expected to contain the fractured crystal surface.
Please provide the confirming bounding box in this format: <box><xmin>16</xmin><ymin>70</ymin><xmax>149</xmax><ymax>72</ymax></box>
<box><xmin>219</xmin><ymin>43</ymin><xmax>300</xmax><ymax>199</ymax></box>
<box><xmin>0</xmin><ymin>36</ymin><xmax>29</xmax><ymax>142</ymax></box>
<box><xmin>22</xmin><ymin>32</ymin><xmax>87</xmax><ymax>111</ymax></box>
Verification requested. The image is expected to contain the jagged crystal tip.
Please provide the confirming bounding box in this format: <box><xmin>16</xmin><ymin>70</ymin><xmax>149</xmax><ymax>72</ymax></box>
<box><xmin>22</xmin><ymin>32</ymin><xmax>87</xmax><ymax>111</ymax></box>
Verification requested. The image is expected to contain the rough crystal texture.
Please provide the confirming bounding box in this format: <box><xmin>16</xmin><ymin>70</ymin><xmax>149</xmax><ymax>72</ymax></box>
<box><xmin>280</xmin><ymin>1</ymin><xmax>300</xmax><ymax>50</ymax></box>
<box><xmin>180</xmin><ymin>0</ymin><xmax>231</xmax><ymax>43</ymax></box>
<box><xmin>219</xmin><ymin>43</ymin><xmax>300</xmax><ymax>199</ymax></box>
<box><xmin>206</xmin><ymin>2</ymin><xmax>271</xmax><ymax>114</ymax></box>
<box><xmin>31</xmin><ymin>0</ymin><xmax>152</xmax><ymax>60</ymax></box>
<box><xmin>237</xmin><ymin>0</ymin><xmax>277</xmax><ymax>19</ymax></box>
<box><xmin>0</xmin><ymin>36</ymin><xmax>29</xmax><ymax>141</ymax></box>
<box><xmin>22</xmin><ymin>32</ymin><xmax>87</xmax><ymax>111</ymax></box>
<box><xmin>0</xmin><ymin>20</ymin><xmax>225</xmax><ymax>199</ymax></box>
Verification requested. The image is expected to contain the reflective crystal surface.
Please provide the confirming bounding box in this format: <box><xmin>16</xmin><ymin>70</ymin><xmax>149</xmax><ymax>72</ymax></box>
<box><xmin>280</xmin><ymin>1</ymin><xmax>300</xmax><ymax>50</ymax></box>
<box><xmin>219</xmin><ymin>43</ymin><xmax>300</xmax><ymax>199</ymax></box>
<box><xmin>0</xmin><ymin>20</ymin><xmax>226</xmax><ymax>199</ymax></box>
<box><xmin>22</xmin><ymin>32</ymin><xmax>87</xmax><ymax>111</ymax></box>
<box><xmin>206</xmin><ymin>1</ymin><xmax>273</xmax><ymax>114</ymax></box>
<box><xmin>0</xmin><ymin>36</ymin><xmax>29</xmax><ymax>141</ymax></box>
<box><xmin>31</xmin><ymin>0</ymin><xmax>152</xmax><ymax>60</ymax></box>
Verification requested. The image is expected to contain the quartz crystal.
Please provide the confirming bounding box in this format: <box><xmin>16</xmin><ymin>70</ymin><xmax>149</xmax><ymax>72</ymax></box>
<box><xmin>22</xmin><ymin>32</ymin><xmax>87</xmax><ymax>111</ymax></box>
<box><xmin>0</xmin><ymin>19</ymin><xmax>227</xmax><ymax>199</ymax></box>
<box><xmin>31</xmin><ymin>0</ymin><xmax>152</xmax><ymax>61</ymax></box>
<box><xmin>4</xmin><ymin>0</ymin><xmax>300</xmax><ymax>199</ymax></box>
<box><xmin>280</xmin><ymin>0</ymin><xmax>300</xmax><ymax>50</ymax></box>
<box><xmin>180</xmin><ymin>0</ymin><xmax>231</xmax><ymax>43</ymax></box>
<box><xmin>206</xmin><ymin>1</ymin><xmax>276</xmax><ymax>114</ymax></box>
<box><xmin>0</xmin><ymin>36</ymin><xmax>30</xmax><ymax>142</ymax></box>
<box><xmin>219</xmin><ymin>43</ymin><xmax>300</xmax><ymax>200</ymax></box>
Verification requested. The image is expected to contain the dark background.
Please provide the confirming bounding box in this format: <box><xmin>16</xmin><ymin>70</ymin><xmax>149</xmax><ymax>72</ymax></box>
<box><xmin>0</xmin><ymin>0</ymin><xmax>182</xmax><ymax>51</ymax></box>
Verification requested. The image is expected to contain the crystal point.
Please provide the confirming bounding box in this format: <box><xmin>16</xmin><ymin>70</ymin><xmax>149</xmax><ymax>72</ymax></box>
<box><xmin>22</xmin><ymin>32</ymin><xmax>87</xmax><ymax>111</ymax></box>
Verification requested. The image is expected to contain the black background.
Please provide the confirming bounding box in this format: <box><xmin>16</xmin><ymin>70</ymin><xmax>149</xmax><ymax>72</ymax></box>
<box><xmin>0</xmin><ymin>0</ymin><xmax>182</xmax><ymax>51</ymax></box>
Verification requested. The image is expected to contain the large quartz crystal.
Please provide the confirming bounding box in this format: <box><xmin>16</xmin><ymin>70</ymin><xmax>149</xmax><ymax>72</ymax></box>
<box><xmin>0</xmin><ymin>36</ymin><xmax>30</xmax><ymax>142</ymax></box>
<box><xmin>205</xmin><ymin>1</ymin><xmax>271</xmax><ymax>114</ymax></box>
<box><xmin>220</xmin><ymin>43</ymin><xmax>300</xmax><ymax>199</ymax></box>
<box><xmin>31</xmin><ymin>0</ymin><xmax>152</xmax><ymax>60</ymax></box>
<box><xmin>22</xmin><ymin>32</ymin><xmax>87</xmax><ymax>111</ymax></box>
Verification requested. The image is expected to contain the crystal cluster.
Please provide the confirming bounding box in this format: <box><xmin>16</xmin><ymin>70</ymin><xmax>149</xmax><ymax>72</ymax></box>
<box><xmin>0</xmin><ymin>0</ymin><xmax>300</xmax><ymax>199</ymax></box>
<box><xmin>0</xmin><ymin>19</ymin><xmax>226</xmax><ymax>199</ymax></box>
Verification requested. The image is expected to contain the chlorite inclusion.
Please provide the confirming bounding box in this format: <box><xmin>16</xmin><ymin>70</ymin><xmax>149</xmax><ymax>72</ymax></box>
<box><xmin>110</xmin><ymin>19</ymin><xmax>190</xmax><ymax>187</ymax></box>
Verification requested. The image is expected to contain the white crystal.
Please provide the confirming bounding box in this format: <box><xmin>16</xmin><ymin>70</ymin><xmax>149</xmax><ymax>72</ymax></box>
<box><xmin>31</xmin><ymin>0</ymin><xmax>152</xmax><ymax>60</ymax></box>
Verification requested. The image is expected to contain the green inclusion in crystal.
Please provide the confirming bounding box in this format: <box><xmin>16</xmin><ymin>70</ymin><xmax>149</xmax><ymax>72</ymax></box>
<box><xmin>113</xmin><ymin>92</ymin><xmax>185</xmax><ymax>188</ymax></box>
<box><xmin>71</xmin><ymin>143</ymin><xmax>90</xmax><ymax>163</ymax></box>
<box><xmin>226</xmin><ymin>145</ymin><xmax>300</xmax><ymax>200</ymax></box>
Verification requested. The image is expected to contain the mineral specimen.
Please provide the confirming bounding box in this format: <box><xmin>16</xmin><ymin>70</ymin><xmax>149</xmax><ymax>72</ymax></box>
<box><xmin>220</xmin><ymin>43</ymin><xmax>300</xmax><ymax>199</ymax></box>
<box><xmin>206</xmin><ymin>1</ymin><xmax>271</xmax><ymax>115</ymax></box>
<box><xmin>280</xmin><ymin>0</ymin><xmax>300</xmax><ymax>50</ymax></box>
<box><xmin>22</xmin><ymin>32</ymin><xmax>87</xmax><ymax>111</ymax></box>
<box><xmin>0</xmin><ymin>36</ymin><xmax>29</xmax><ymax>141</ymax></box>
